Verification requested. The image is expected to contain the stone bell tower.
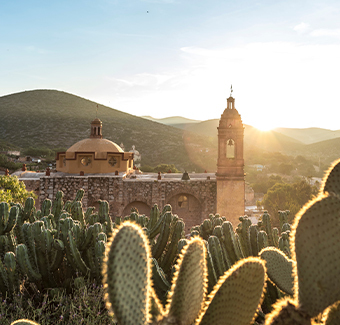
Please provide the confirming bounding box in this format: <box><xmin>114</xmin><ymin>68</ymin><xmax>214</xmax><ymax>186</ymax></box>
<box><xmin>216</xmin><ymin>88</ymin><xmax>245</xmax><ymax>226</ymax></box>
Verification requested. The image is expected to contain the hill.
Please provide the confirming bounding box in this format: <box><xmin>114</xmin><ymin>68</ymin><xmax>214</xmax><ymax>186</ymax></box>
<box><xmin>166</xmin><ymin>118</ymin><xmax>304</xmax><ymax>154</ymax></box>
<box><xmin>140</xmin><ymin>116</ymin><xmax>201</xmax><ymax>125</ymax></box>
<box><xmin>2</xmin><ymin>89</ymin><xmax>340</xmax><ymax>173</ymax></box>
<box><xmin>274</xmin><ymin>127</ymin><xmax>340</xmax><ymax>144</ymax></box>
<box><xmin>0</xmin><ymin>90</ymin><xmax>216</xmax><ymax>172</ymax></box>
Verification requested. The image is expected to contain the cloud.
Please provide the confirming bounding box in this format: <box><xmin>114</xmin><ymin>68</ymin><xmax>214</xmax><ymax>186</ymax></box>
<box><xmin>293</xmin><ymin>22</ymin><xmax>309</xmax><ymax>34</ymax></box>
<box><xmin>310</xmin><ymin>28</ymin><xmax>340</xmax><ymax>37</ymax></box>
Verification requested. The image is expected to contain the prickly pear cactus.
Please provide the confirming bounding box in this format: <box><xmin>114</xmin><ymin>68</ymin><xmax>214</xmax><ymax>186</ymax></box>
<box><xmin>197</xmin><ymin>257</ymin><xmax>266</xmax><ymax>325</ymax></box>
<box><xmin>163</xmin><ymin>237</ymin><xmax>207</xmax><ymax>325</ymax></box>
<box><xmin>322</xmin><ymin>158</ymin><xmax>340</xmax><ymax>196</ymax></box>
<box><xmin>103</xmin><ymin>221</ymin><xmax>152</xmax><ymax>325</ymax></box>
<box><xmin>293</xmin><ymin>194</ymin><xmax>340</xmax><ymax>317</ymax></box>
<box><xmin>10</xmin><ymin>321</ymin><xmax>40</xmax><ymax>325</ymax></box>
<box><xmin>265</xmin><ymin>159</ymin><xmax>340</xmax><ymax>324</ymax></box>
<box><xmin>260</xmin><ymin>247</ymin><xmax>294</xmax><ymax>295</ymax></box>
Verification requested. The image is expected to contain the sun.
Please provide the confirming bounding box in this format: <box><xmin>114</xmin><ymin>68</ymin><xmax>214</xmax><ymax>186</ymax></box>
<box><xmin>253</xmin><ymin>122</ymin><xmax>274</xmax><ymax>132</ymax></box>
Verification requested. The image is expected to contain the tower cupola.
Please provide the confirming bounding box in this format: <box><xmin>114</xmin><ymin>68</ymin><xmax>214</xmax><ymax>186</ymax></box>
<box><xmin>90</xmin><ymin>118</ymin><xmax>103</xmax><ymax>139</ymax></box>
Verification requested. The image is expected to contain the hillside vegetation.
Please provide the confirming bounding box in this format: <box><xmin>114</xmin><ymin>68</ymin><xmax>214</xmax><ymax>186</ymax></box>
<box><xmin>0</xmin><ymin>90</ymin><xmax>216</xmax><ymax>171</ymax></box>
<box><xmin>1</xmin><ymin>89</ymin><xmax>340</xmax><ymax>172</ymax></box>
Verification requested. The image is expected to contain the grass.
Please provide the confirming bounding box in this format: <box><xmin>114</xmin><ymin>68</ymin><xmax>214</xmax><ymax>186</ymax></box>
<box><xmin>0</xmin><ymin>282</ymin><xmax>116</xmax><ymax>325</ymax></box>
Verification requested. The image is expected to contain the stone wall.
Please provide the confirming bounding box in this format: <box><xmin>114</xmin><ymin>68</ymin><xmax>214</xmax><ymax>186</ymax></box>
<box><xmin>29</xmin><ymin>175</ymin><xmax>217</xmax><ymax>233</ymax></box>
<box><xmin>22</xmin><ymin>179</ymin><xmax>41</xmax><ymax>208</ymax></box>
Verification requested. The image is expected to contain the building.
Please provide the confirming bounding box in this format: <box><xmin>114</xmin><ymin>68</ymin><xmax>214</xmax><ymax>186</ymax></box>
<box><xmin>56</xmin><ymin>119</ymin><xmax>134</xmax><ymax>175</ymax></box>
<box><xmin>216</xmin><ymin>95</ymin><xmax>245</xmax><ymax>226</ymax></box>
<box><xmin>19</xmin><ymin>94</ymin><xmax>245</xmax><ymax>231</ymax></box>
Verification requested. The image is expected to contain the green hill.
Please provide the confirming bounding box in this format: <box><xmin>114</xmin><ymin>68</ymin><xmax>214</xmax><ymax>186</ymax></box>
<box><xmin>1</xmin><ymin>89</ymin><xmax>339</xmax><ymax>173</ymax></box>
<box><xmin>274</xmin><ymin>127</ymin><xmax>340</xmax><ymax>144</ymax></box>
<box><xmin>0</xmin><ymin>90</ymin><xmax>216</xmax><ymax>172</ymax></box>
<box><xmin>141</xmin><ymin>115</ymin><xmax>201</xmax><ymax>124</ymax></box>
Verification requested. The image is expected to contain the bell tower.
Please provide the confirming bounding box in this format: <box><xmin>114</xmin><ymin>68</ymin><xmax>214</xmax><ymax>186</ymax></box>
<box><xmin>216</xmin><ymin>87</ymin><xmax>245</xmax><ymax>226</ymax></box>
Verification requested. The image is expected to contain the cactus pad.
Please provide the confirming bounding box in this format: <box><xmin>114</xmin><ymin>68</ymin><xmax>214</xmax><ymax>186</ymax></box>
<box><xmin>260</xmin><ymin>247</ymin><xmax>294</xmax><ymax>295</ymax></box>
<box><xmin>264</xmin><ymin>298</ymin><xmax>311</xmax><ymax>325</ymax></box>
<box><xmin>102</xmin><ymin>221</ymin><xmax>152</xmax><ymax>325</ymax></box>
<box><xmin>11</xmin><ymin>321</ymin><xmax>40</xmax><ymax>325</ymax></box>
<box><xmin>198</xmin><ymin>257</ymin><xmax>266</xmax><ymax>325</ymax></box>
<box><xmin>165</xmin><ymin>237</ymin><xmax>207</xmax><ymax>325</ymax></box>
<box><xmin>292</xmin><ymin>194</ymin><xmax>340</xmax><ymax>317</ymax></box>
<box><xmin>324</xmin><ymin>301</ymin><xmax>340</xmax><ymax>325</ymax></box>
<box><xmin>322</xmin><ymin>158</ymin><xmax>340</xmax><ymax>196</ymax></box>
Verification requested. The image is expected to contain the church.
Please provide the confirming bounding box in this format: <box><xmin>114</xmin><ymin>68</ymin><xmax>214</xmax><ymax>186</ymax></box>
<box><xmin>20</xmin><ymin>94</ymin><xmax>245</xmax><ymax>232</ymax></box>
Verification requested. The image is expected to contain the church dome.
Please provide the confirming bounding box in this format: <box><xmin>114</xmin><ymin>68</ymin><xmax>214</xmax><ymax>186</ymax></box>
<box><xmin>56</xmin><ymin>118</ymin><xmax>134</xmax><ymax>174</ymax></box>
<box><xmin>65</xmin><ymin>138</ymin><xmax>124</xmax><ymax>159</ymax></box>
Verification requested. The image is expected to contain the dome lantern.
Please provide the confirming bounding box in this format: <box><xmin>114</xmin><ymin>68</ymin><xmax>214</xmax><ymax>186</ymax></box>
<box><xmin>90</xmin><ymin>118</ymin><xmax>103</xmax><ymax>139</ymax></box>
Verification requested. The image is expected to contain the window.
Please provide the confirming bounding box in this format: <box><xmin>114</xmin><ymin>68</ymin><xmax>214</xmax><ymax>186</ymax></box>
<box><xmin>178</xmin><ymin>195</ymin><xmax>188</xmax><ymax>208</ymax></box>
<box><xmin>109</xmin><ymin>156</ymin><xmax>117</xmax><ymax>167</ymax></box>
<box><xmin>226</xmin><ymin>139</ymin><xmax>235</xmax><ymax>159</ymax></box>
<box><xmin>80</xmin><ymin>156</ymin><xmax>92</xmax><ymax>166</ymax></box>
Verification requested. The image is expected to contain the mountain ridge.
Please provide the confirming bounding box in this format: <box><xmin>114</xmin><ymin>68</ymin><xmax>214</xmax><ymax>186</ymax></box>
<box><xmin>1</xmin><ymin>89</ymin><xmax>339</xmax><ymax>169</ymax></box>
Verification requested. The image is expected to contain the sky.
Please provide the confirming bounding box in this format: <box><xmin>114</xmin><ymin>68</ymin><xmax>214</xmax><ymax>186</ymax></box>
<box><xmin>0</xmin><ymin>0</ymin><xmax>339</xmax><ymax>131</ymax></box>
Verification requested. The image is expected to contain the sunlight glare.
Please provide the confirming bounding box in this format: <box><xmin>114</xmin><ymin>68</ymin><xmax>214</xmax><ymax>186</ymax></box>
<box><xmin>253</xmin><ymin>122</ymin><xmax>273</xmax><ymax>132</ymax></box>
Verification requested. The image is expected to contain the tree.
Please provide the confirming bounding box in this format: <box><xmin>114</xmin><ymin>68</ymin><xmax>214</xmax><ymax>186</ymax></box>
<box><xmin>0</xmin><ymin>154</ymin><xmax>22</xmax><ymax>171</ymax></box>
<box><xmin>0</xmin><ymin>175</ymin><xmax>36</xmax><ymax>204</ymax></box>
<box><xmin>261</xmin><ymin>179</ymin><xmax>318</xmax><ymax>226</ymax></box>
<box><xmin>140</xmin><ymin>164</ymin><xmax>180</xmax><ymax>173</ymax></box>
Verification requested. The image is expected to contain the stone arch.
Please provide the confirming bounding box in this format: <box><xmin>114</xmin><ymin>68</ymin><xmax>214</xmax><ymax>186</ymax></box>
<box><xmin>167</xmin><ymin>192</ymin><xmax>202</xmax><ymax>234</ymax></box>
<box><xmin>122</xmin><ymin>200</ymin><xmax>151</xmax><ymax>217</ymax></box>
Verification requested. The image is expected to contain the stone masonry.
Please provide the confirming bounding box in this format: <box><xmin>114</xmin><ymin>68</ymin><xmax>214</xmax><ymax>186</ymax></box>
<box><xmin>24</xmin><ymin>174</ymin><xmax>217</xmax><ymax>233</ymax></box>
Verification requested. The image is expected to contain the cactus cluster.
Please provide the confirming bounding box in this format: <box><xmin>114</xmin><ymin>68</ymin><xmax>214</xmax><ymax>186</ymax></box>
<box><xmin>0</xmin><ymin>189</ymin><xmax>114</xmax><ymax>299</ymax></box>
<box><xmin>103</xmin><ymin>221</ymin><xmax>266</xmax><ymax>325</ymax></box>
<box><xmin>8</xmin><ymin>158</ymin><xmax>340</xmax><ymax>325</ymax></box>
<box><xmin>263</xmin><ymin>158</ymin><xmax>340</xmax><ymax>325</ymax></box>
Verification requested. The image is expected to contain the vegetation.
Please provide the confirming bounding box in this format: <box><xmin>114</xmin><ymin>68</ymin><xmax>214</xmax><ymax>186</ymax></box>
<box><xmin>260</xmin><ymin>180</ymin><xmax>318</xmax><ymax>226</ymax></box>
<box><xmin>0</xmin><ymin>90</ymin><xmax>215</xmax><ymax>172</ymax></box>
<box><xmin>140</xmin><ymin>163</ymin><xmax>180</xmax><ymax>173</ymax></box>
<box><xmin>0</xmin><ymin>155</ymin><xmax>22</xmax><ymax>172</ymax></box>
<box><xmin>0</xmin><ymin>175</ymin><xmax>36</xmax><ymax>204</ymax></box>
<box><xmin>0</xmin><ymin>284</ymin><xmax>114</xmax><ymax>325</ymax></box>
<box><xmin>2</xmin><ymin>157</ymin><xmax>340</xmax><ymax>324</ymax></box>
<box><xmin>1</xmin><ymin>89</ymin><xmax>338</xmax><ymax>173</ymax></box>
<box><xmin>22</xmin><ymin>147</ymin><xmax>66</xmax><ymax>161</ymax></box>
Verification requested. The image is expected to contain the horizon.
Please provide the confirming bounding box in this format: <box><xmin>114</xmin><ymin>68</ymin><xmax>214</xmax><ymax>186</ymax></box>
<box><xmin>1</xmin><ymin>1</ymin><xmax>339</xmax><ymax>131</ymax></box>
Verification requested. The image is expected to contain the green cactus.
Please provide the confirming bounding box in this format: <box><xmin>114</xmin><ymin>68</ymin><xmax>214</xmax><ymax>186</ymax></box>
<box><xmin>323</xmin><ymin>301</ymin><xmax>340</xmax><ymax>325</ymax></box>
<box><xmin>163</xmin><ymin>237</ymin><xmax>207</xmax><ymax>325</ymax></box>
<box><xmin>260</xmin><ymin>247</ymin><xmax>294</xmax><ymax>295</ymax></box>
<box><xmin>102</xmin><ymin>221</ymin><xmax>266</xmax><ymax>325</ymax></box>
<box><xmin>160</xmin><ymin>219</ymin><xmax>185</xmax><ymax>274</ymax></box>
<box><xmin>236</xmin><ymin>216</ymin><xmax>252</xmax><ymax>257</ymax></box>
<box><xmin>278</xmin><ymin>210</ymin><xmax>290</xmax><ymax>232</ymax></box>
<box><xmin>152</xmin><ymin>212</ymin><xmax>172</xmax><ymax>260</ymax></box>
<box><xmin>265</xmin><ymin>191</ymin><xmax>340</xmax><ymax>324</ymax></box>
<box><xmin>11</xmin><ymin>320</ymin><xmax>40</xmax><ymax>325</ymax></box>
<box><xmin>199</xmin><ymin>218</ymin><xmax>213</xmax><ymax>240</ymax></box>
<box><xmin>207</xmin><ymin>235</ymin><xmax>227</xmax><ymax>280</ymax></box>
<box><xmin>261</xmin><ymin>211</ymin><xmax>275</xmax><ymax>246</ymax></box>
<box><xmin>103</xmin><ymin>221</ymin><xmax>153</xmax><ymax>325</ymax></box>
<box><xmin>249</xmin><ymin>224</ymin><xmax>259</xmax><ymax>256</ymax></box>
<box><xmin>258</xmin><ymin>230</ymin><xmax>268</xmax><ymax>251</ymax></box>
<box><xmin>321</xmin><ymin>158</ymin><xmax>340</xmax><ymax>196</ymax></box>
<box><xmin>221</xmin><ymin>221</ymin><xmax>243</xmax><ymax>264</ymax></box>
<box><xmin>197</xmin><ymin>257</ymin><xmax>266</xmax><ymax>325</ymax></box>
<box><xmin>148</xmin><ymin>204</ymin><xmax>161</xmax><ymax>230</ymax></box>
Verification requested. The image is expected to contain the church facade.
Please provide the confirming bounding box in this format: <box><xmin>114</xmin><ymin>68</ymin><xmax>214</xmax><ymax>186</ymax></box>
<box><xmin>20</xmin><ymin>95</ymin><xmax>245</xmax><ymax>231</ymax></box>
